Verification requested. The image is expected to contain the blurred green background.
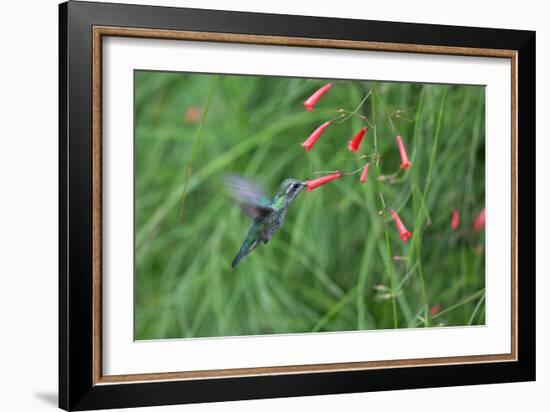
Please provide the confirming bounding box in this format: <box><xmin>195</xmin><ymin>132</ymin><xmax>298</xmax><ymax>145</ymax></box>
<box><xmin>134</xmin><ymin>71</ymin><xmax>486</xmax><ymax>340</ymax></box>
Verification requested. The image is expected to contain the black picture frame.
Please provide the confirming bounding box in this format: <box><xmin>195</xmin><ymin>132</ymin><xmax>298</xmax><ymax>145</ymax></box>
<box><xmin>59</xmin><ymin>1</ymin><xmax>535</xmax><ymax>410</ymax></box>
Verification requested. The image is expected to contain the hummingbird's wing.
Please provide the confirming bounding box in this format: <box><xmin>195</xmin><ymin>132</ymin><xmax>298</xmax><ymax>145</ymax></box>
<box><xmin>223</xmin><ymin>174</ymin><xmax>274</xmax><ymax>219</ymax></box>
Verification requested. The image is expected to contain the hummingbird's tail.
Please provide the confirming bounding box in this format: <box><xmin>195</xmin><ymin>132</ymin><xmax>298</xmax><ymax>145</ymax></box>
<box><xmin>231</xmin><ymin>239</ymin><xmax>258</xmax><ymax>269</ymax></box>
<box><xmin>231</xmin><ymin>250</ymin><xmax>246</xmax><ymax>269</ymax></box>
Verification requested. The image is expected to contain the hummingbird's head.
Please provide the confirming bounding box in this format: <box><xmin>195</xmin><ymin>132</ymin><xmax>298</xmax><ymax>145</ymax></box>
<box><xmin>276</xmin><ymin>178</ymin><xmax>306</xmax><ymax>204</ymax></box>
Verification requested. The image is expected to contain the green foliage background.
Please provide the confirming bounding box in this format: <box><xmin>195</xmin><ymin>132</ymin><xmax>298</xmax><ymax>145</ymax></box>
<box><xmin>134</xmin><ymin>71</ymin><xmax>486</xmax><ymax>340</ymax></box>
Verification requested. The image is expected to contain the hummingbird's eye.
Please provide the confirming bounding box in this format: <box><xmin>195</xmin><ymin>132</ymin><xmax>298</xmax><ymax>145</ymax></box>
<box><xmin>288</xmin><ymin>183</ymin><xmax>299</xmax><ymax>195</ymax></box>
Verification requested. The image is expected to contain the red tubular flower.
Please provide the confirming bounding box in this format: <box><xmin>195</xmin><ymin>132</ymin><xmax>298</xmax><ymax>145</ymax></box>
<box><xmin>451</xmin><ymin>208</ymin><xmax>460</xmax><ymax>230</ymax></box>
<box><xmin>347</xmin><ymin>127</ymin><xmax>368</xmax><ymax>154</ymax></box>
<box><xmin>360</xmin><ymin>162</ymin><xmax>370</xmax><ymax>183</ymax></box>
<box><xmin>390</xmin><ymin>209</ymin><xmax>412</xmax><ymax>242</ymax></box>
<box><xmin>303</xmin><ymin>83</ymin><xmax>332</xmax><ymax>112</ymax></box>
<box><xmin>473</xmin><ymin>208</ymin><xmax>486</xmax><ymax>232</ymax></box>
<box><xmin>396</xmin><ymin>135</ymin><xmax>413</xmax><ymax>170</ymax></box>
<box><xmin>305</xmin><ymin>172</ymin><xmax>341</xmax><ymax>192</ymax></box>
<box><xmin>301</xmin><ymin>121</ymin><xmax>331</xmax><ymax>153</ymax></box>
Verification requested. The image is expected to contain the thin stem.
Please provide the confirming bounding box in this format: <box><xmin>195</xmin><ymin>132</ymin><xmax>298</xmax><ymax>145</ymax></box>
<box><xmin>410</xmin><ymin>289</ymin><xmax>486</xmax><ymax>328</ymax></box>
<box><xmin>396</xmin><ymin>106</ymin><xmax>417</xmax><ymax>114</ymax></box>
<box><xmin>328</xmin><ymin>113</ymin><xmax>348</xmax><ymax>123</ymax></box>
<box><xmin>354</xmin><ymin>90</ymin><xmax>372</xmax><ymax>112</ymax></box>
<box><xmin>396</xmin><ymin>116</ymin><xmax>413</xmax><ymax>122</ymax></box>
<box><xmin>414</xmin><ymin>233</ymin><xmax>430</xmax><ymax>326</ymax></box>
<box><xmin>376</xmin><ymin>170</ymin><xmax>401</xmax><ymax>182</ymax></box>
<box><xmin>425</xmin><ymin>87</ymin><xmax>448</xmax><ymax>193</ymax></box>
<box><xmin>387</xmin><ymin>114</ymin><xmax>396</xmax><ymax>133</ymax></box>
<box><xmin>371</xmin><ymin>89</ymin><xmax>379</xmax><ymax>154</ymax></box>
<box><xmin>313</xmin><ymin>170</ymin><xmax>341</xmax><ymax>175</ymax></box>
<box><xmin>313</xmin><ymin>164</ymin><xmax>368</xmax><ymax>176</ymax></box>
<box><xmin>385</xmin><ymin>230</ymin><xmax>398</xmax><ymax>328</ymax></box>
<box><xmin>373</xmin><ymin>89</ymin><xmax>397</xmax><ymax>134</ymax></box>
<box><xmin>335</xmin><ymin>109</ymin><xmax>375</xmax><ymax>129</ymax></box>
<box><xmin>411</xmin><ymin>86</ymin><xmax>426</xmax><ymax>171</ymax></box>
<box><xmin>333</xmin><ymin>90</ymin><xmax>376</xmax><ymax>130</ymax></box>
<box><xmin>394</xmin><ymin>107</ymin><xmax>416</xmax><ymax>122</ymax></box>
<box><xmin>468</xmin><ymin>293</ymin><xmax>486</xmax><ymax>325</ymax></box>
<box><xmin>178</xmin><ymin>75</ymin><xmax>219</xmax><ymax>223</ymax></box>
<box><xmin>370</xmin><ymin>92</ymin><xmax>399</xmax><ymax>328</ymax></box>
<box><xmin>408</xmin><ymin>87</ymin><xmax>446</xmax><ymax>325</ymax></box>
<box><xmin>339</xmin><ymin>153</ymin><xmax>379</xmax><ymax>161</ymax></box>
<box><xmin>348</xmin><ymin>165</ymin><xmax>368</xmax><ymax>175</ymax></box>
<box><xmin>431</xmin><ymin>289</ymin><xmax>485</xmax><ymax>321</ymax></box>
<box><xmin>349</xmin><ymin>89</ymin><xmax>372</xmax><ymax>118</ymax></box>
<box><xmin>379</xmin><ymin>192</ymin><xmax>387</xmax><ymax>209</ymax></box>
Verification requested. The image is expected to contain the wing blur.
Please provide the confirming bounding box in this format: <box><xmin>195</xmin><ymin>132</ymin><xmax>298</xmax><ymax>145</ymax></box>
<box><xmin>223</xmin><ymin>174</ymin><xmax>273</xmax><ymax>219</ymax></box>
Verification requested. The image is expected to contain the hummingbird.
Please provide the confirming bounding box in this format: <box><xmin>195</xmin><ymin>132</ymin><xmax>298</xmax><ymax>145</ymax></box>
<box><xmin>224</xmin><ymin>175</ymin><xmax>307</xmax><ymax>268</ymax></box>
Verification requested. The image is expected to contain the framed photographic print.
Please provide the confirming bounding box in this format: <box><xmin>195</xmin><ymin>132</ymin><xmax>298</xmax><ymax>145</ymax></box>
<box><xmin>59</xmin><ymin>1</ymin><xmax>535</xmax><ymax>410</ymax></box>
